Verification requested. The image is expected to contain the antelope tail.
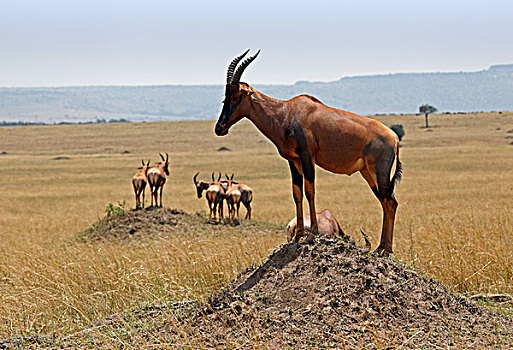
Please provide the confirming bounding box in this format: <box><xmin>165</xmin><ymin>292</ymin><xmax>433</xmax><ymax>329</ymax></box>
<box><xmin>390</xmin><ymin>145</ymin><xmax>402</xmax><ymax>194</ymax></box>
<box><xmin>359</xmin><ymin>227</ymin><xmax>371</xmax><ymax>253</ymax></box>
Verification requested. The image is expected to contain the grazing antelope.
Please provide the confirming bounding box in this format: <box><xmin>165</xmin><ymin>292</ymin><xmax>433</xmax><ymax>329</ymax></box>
<box><xmin>147</xmin><ymin>152</ymin><xmax>170</xmax><ymax>207</ymax></box>
<box><xmin>132</xmin><ymin>159</ymin><xmax>151</xmax><ymax>209</ymax></box>
<box><xmin>215</xmin><ymin>50</ymin><xmax>402</xmax><ymax>255</ymax></box>
<box><xmin>193</xmin><ymin>172</ymin><xmax>226</xmax><ymax>221</ymax></box>
<box><xmin>285</xmin><ymin>209</ymin><xmax>371</xmax><ymax>251</ymax></box>
<box><xmin>221</xmin><ymin>174</ymin><xmax>253</xmax><ymax>220</ymax></box>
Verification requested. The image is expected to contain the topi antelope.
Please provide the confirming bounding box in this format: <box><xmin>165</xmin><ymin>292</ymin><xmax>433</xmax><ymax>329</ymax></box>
<box><xmin>221</xmin><ymin>174</ymin><xmax>253</xmax><ymax>220</ymax></box>
<box><xmin>215</xmin><ymin>50</ymin><xmax>402</xmax><ymax>255</ymax></box>
<box><xmin>222</xmin><ymin>174</ymin><xmax>242</xmax><ymax>222</ymax></box>
<box><xmin>193</xmin><ymin>172</ymin><xmax>226</xmax><ymax>221</ymax></box>
<box><xmin>147</xmin><ymin>152</ymin><xmax>170</xmax><ymax>207</ymax></box>
<box><xmin>285</xmin><ymin>209</ymin><xmax>371</xmax><ymax>251</ymax></box>
<box><xmin>132</xmin><ymin>159</ymin><xmax>151</xmax><ymax>209</ymax></box>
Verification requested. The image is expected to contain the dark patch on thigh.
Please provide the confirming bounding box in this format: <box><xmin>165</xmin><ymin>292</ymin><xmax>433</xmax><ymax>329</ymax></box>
<box><xmin>289</xmin><ymin>118</ymin><xmax>315</xmax><ymax>182</ymax></box>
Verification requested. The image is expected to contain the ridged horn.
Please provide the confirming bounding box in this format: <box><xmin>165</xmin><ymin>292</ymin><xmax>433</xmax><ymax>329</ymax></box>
<box><xmin>193</xmin><ymin>172</ymin><xmax>199</xmax><ymax>185</ymax></box>
<box><xmin>211</xmin><ymin>172</ymin><xmax>215</xmax><ymax>182</ymax></box>
<box><xmin>360</xmin><ymin>227</ymin><xmax>371</xmax><ymax>253</ymax></box>
<box><xmin>226</xmin><ymin>49</ymin><xmax>250</xmax><ymax>84</ymax></box>
<box><xmin>232</xmin><ymin>50</ymin><xmax>260</xmax><ymax>84</ymax></box>
<box><xmin>165</xmin><ymin>152</ymin><xmax>169</xmax><ymax>161</ymax></box>
<box><xmin>160</xmin><ymin>153</ymin><xmax>165</xmax><ymax>161</ymax></box>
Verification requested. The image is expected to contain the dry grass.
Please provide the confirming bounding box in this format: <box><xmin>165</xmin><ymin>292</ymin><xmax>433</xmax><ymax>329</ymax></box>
<box><xmin>0</xmin><ymin>112</ymin><xmax>512</xmax><ymax>341</ymax></box>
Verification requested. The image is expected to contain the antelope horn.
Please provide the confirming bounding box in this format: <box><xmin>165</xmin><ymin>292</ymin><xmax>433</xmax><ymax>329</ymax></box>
<box><xmin>193</xmin><ymin>172</ymin><xmax>199</xmax><ymax>184</ymax></box>
<box><xmin>360</xmin><ymin>227</ymin><xmax>371</xmax><ymax>253</ymax></box>
<box><xmin>232</xmin><ymin>50</ymin><xmax>260</xmax><ymax>84</ymax></box>
<box><xmin>166</xmin><ymin>152</ymin><xmax>169</xmax><ymax>161</ymax></box>
<box><xmin>217</xmin><ymin>172</ymin><xmax>221</xmax><ymax>182</ymax></box>
<box><xmin>141</xmin><ymin>159</ymin><xmax>145</xmax><ymax>166</ymax></box>
<box><xmin>226</xmin><ymin>49</ymin><xmax>250</xmax><ymax>84</ymax></box>
<box><xmin>147</xmin><ymin>159</ymin><xmax>150</xmax><ymax>166</ymax></box>
<box><xmin>225</xmin><ymin>173</ymin><xmax>229</xmax><ymax>179</ymax></box>
<box><xmin>160</xmin><ymin>153</ymin><xmax>165</xmax><ymax>161</ymax></box>
<box><xmin>231</xmin><ymin>173</ymin><xmax>234</xmax><ymax>180</ymax></box>
<box><xmin>211</xmin><ymin>172</ymin><xmax>215</xmax><ymax>182</ymax></box>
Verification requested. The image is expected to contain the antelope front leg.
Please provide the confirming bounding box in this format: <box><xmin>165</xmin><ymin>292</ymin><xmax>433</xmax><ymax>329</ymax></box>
<box><xmin>288</xmin><ymin>161</ymin><xmax>304</xmax><ymax>243</ymax></box>
<box><xmin>300</xmin><ymin>152</ymin><xmax>317</xmax><ymax>243</ymax></box>
<box><xmin>304</xmin><ymin>178</ymin><xmax>317</xmax><ymax>242</ymax></box>
<box><xmin>159</xmin><ymin>185</ymin><xmax>164</xmax><ymax>207</ymax></box>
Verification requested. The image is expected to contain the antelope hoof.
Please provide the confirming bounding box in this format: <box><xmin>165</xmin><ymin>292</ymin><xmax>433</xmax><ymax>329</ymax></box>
<box><xmin>373</xmin><ymin>246</ymin><xmax>392</xmax><ymax>257</ymax></box>
<box><xmin>301</xmin><ymin>233</ymin><xmax>316</xmax><ymax>244</ymax></box>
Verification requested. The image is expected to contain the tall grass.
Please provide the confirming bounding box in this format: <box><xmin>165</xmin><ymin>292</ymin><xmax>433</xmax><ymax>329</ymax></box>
<box><xmin>0</xmin><ymin>112</ymin><xmax>512</xmax><ymax>338</ymax></box>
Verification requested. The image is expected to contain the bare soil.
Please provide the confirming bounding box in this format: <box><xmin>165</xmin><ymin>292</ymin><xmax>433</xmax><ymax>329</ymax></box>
<box><xmin>192</xmin><ymin>237</ymin><xmax>513</xmax><ymax>348</ymax></box>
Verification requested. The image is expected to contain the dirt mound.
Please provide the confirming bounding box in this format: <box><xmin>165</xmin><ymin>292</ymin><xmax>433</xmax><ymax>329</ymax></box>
<box><xmin>77</xmin><ymin>207</ymin><xmax>279</xmax><ymax>243</ymax></box>
<box><xmin>194</xmin><ymin>237</ymin><xmax>513</xmax><ymax>348</ymax></box>
<box><xmin>78</xmin><ymin>207</ymin><xmax>186</xmax><ymax>241</ymax></box>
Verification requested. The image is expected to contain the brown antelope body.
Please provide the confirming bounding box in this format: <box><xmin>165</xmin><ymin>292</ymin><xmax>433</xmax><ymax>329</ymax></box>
<box><xmin>285</xmin><ymin>209</ymin><xmax>371</xmax><ymax>251</ymax></box>
<box><xmin>132</xmin><ymin>159</ymin><xmax>151</xmax><ymax>209</ymax></box>
<box><xmin>215</xmin><ymin>50</ymin><xmax>402</xmax><ymax>255</ymax></box>
<box><xmin>193</xmin><ymin>172</ymin><xmax>226</xmax><ymax>221</ymax></box>
<box><xmin>220</xmin><ymin>174</ymin><xmax>253</xmax><ymax>220</ymax></box>
<box><xmin>286</xmin><ymin>209</ymin><xmax>344</xmax><ymax>242</ymax></box>
<box><xmin>221</xmin><ymin>174</ymin><xmax>242</xmax><ymax>222</ymax></box>
<box><xmin>147</xmin><ymin>153</ymin><xmax>170</xmax><ymax>207</ymax></box>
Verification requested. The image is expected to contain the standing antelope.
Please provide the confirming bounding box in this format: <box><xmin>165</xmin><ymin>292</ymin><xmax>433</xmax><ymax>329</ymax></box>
<box><xmin>193</xmin><ymin>172</ymin><xmax>226</xmax><ymax>221</ymax></box>
<box><xmin>222</xmin><ymin>174</ymin><xmax>242</xmax><ymax>222</ymax></box>
<box><xmin>147</xmin><ymin>152</ymin><xmax>170</xmax><ymax>207</ymax></box>
<box><xmin>215</xmin><ymin>50</ymin><xmax>402</xmax><ymax>255</ymax></box>
<box><xmin>221</xmin><ymin>174</ymin><xmax>253</xmax><ymax>220</ymax></box>
<box><xmin>132</xmin><ymin>159</ymin><xmax>151</xmax><ymax>209</ymax></box>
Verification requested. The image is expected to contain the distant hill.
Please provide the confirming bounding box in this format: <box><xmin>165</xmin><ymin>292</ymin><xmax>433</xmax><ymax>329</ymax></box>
<box><xmin>1</xmin><ymin>64</ymin><xmax>513</xmax><ymax>123</ymax></box>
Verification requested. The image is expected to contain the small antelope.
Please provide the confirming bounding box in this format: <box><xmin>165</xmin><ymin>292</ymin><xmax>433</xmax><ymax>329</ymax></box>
<box><xmin>223</xmin><ymin>174</ymin><xmax>242</xmax><ymax>222</ymax></box>
<box><xmin>147</xmin><ymin>152</ymin><xmax>170</xmax><ymax>207</ymax></box>
<box><xmin>221</xmin><ymin>174</ymin><xmax>253</xmax><ymax>220</ymax></box>
<box><xmin>193</xmin><ymin>172</ymin><xmax>226</xmax><ymax>221</ymax></box>
<box><xmin>286</xmin><ymin>209</ymin><xmax>371</xmax><ymax>251</ymax></box>
<box><xmin>215</xmin><ymin>50</ymin><xmax>401</xmax><ymax>255</ymax></box>
<box><xmin>132</xmin><ymin>159</ymin><xmax>151</xmax><ymax>209</ymax></box>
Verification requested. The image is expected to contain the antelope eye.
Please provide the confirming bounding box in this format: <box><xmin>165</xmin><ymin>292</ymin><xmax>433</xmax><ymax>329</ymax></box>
<box><xmin>221</xmin><ymin>99</ymin><xmax>225</xmax><ymax>103</ymax></box>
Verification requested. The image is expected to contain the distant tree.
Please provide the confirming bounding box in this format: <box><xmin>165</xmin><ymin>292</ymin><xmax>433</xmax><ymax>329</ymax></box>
<box><xmin>390</xmin><ymin>124</ymin><xmax>405</xmax><ymax>141</ymax></box>
<box><xmin>419</xmin><ymin>104</ymin><xmax>437</xmax><ymax>128</ymax></box>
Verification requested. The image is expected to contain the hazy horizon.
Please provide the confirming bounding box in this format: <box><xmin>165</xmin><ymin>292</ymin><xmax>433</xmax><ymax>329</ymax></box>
<box><xmin>2</xmin><ymin>0</ymin><xmax>513</xmax><ymax>87</ymax></box>
<box><xmin>1</xmin><ymin>62</ymin><xmax>511</xmax><ymax>89</ymax></box>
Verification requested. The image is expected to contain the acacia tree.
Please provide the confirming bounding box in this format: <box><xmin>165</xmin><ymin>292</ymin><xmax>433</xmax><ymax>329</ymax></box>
<box><xmin>419</xmin><ymin>104</ymin><xmax>437</xmax><ymax>128</ymax></box>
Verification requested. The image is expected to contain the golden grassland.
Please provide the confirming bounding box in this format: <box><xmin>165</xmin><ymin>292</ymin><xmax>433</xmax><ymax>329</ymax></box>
<box><xmin>0</xmin><ymin>112</ymin><xmax>512</xmax><ymax>339</ymax></box>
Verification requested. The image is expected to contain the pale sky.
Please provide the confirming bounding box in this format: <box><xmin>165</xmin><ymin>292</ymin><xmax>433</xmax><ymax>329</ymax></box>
<box><xmin>1</xmin><ymin>0</ymin><xmax>512</xmax><ymax>87</ymax></box>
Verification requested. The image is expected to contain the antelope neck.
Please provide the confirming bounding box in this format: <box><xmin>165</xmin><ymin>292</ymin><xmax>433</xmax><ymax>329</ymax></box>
<box><xmin>246</xmin><ymin>91</ymin><xmax>289</xmax><ymax>147</ymax></box>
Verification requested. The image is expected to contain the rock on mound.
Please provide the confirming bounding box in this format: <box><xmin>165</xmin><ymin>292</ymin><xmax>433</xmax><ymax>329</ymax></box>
<box><xmin>196</xmin><ymin>238</ymin><xmax>512</xmax><ymax>348</ymax></box>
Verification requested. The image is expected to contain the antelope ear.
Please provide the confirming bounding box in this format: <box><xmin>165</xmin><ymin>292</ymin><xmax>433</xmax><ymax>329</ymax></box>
<box><xmin>250</xmin><ymin>92</ymin><xmax>264</xmax><ymax>103</ymax></box>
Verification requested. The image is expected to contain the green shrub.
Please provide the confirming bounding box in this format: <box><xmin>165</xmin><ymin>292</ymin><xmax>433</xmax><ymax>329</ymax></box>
<box><xmin>105</xmin><ymin>200</ymin><xmax>126</xmax><ymax>217</ymax></box>
<box><xmin>390</xmin><ymin>124</ymin><xmax>405</xmax><ymax>141</ymax></box>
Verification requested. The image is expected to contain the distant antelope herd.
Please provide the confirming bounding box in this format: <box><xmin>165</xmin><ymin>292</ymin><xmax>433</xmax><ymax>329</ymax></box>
<box><xmin>131</xmin><ymin>153</ymin><xmax>170</xmax><ymax>209</ymax></box>
<box><xmin>192</xmin><ymin>172</ymin><xmax>253</xmax><ymax>223</ymax></box>
<box><xmin>127</xmin><ymin>49</ymin><xmax>403</xmax><ymax>254</ymax></box>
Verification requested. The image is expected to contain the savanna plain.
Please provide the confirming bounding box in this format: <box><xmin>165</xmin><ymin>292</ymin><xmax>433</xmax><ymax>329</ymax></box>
<box><xmin>0</xmin><ymin>112</ymin><xmax>512</xmax><ymax>347</ymax></box>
